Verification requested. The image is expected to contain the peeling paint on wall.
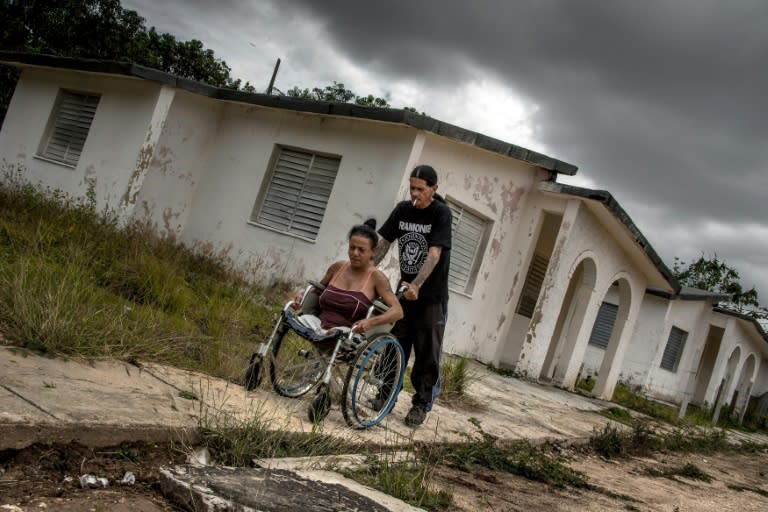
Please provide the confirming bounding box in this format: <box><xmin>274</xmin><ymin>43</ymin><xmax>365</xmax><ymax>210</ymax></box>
<box><xmin>504</xmin><ymin>273</ymin><xmax>519</xmax><ymax>304</ymax></box>
<box><xmin>122</xmin><ymin>126</ymin><xmax>155</xmax><ymax>208</ymax></box>
<box><xmin>472</xmin><ymin>176</ymin><xmax>499</xmax><ymax>214</ymax></box>
<box><xmin>500</xmin><ymin>183</ymin><xmax>526</xmax><ymax>224</ymax></box>
<box><xmin>162</xmin><ymin>207</ymin><xmax>182</xmax><ymax>234</ymax></box>
<box><xmin>497</xmin><ymin>313</ymin><xmax>507</xmax><ymax>331</ymax></box>
<box><xmin>489</xmin><ymin>238</ymin><xmax>502</xmax><ymax>259</ymax></box>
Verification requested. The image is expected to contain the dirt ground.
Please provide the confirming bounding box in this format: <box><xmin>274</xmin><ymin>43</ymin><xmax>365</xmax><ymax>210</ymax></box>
<box><xmin>1</xmin><ymin>440</ymin><xmax>766</xmax><ymax>511</ymax></box>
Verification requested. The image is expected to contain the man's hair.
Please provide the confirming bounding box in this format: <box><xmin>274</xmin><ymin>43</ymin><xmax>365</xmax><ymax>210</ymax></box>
<box><xmin>410</xmin><ymin>165</ymin><xmax>438</xmax><ymax>186</ymax></box>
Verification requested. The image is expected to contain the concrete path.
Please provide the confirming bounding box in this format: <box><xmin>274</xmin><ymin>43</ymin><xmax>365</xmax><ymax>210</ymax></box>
<box><xmin>0</xmin><ymin>346</ymin><xmax>616</xmax><ymax>451</ymax></box>
<box><xmin>0</xmin><ymin>346</ymin><xmax>622</xmax><ymax>511</ymax></box>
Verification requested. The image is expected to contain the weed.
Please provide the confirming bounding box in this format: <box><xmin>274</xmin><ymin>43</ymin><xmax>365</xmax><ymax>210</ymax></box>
<box><xmin>644</xmin><ymin>462</ymin><xmax>713</xmax><ymax>482</ymax></box>
<box><xmin>439</xmin><ymin>418</ymin><xmax>589</xmax><ymax>488</ymax></box>
<box><xmin>590</xmin><ymin>423</ymin><xmax>627</xmax><ymax>458</ymax></box>
<box><xmin>611</xmin><ymin>382</ymin><xmax>680</xmax><ymax>424</ymax></box>
<box><xmin>662</xmin><ymin>426</ymin><xmax>735</xmax><ymax>453</ymax></box>
<box><xmin>178</xmin><ymin>390</ymin><xmax>198</xmax><ymax>401</ymax></box>
<box><xmin>348</xmin><ymin>446</ymin><xmax>452</xmax><ymax>510</ymax></box>
<box><xmin>604</xmin><ymin>406</ymin><xmax>632</xmax><ymax>422</ymax></box>
<box><xmin>438</xmin><ymin>355</ymin><xmax>480</xmax><ymax>407</ymax></box>
<box><xmin>576</xmin><ymin>375</ymin><xmax>596</xmax><ymax>393</ymax></box>
<box><xmin>726</xmin><ymin>484</ymin><xmax>768</xmax><ymax>498</ymax></box>
<box><xmin>487</xmin><ymin>364</ymin><xmax>526</xmax><ymax>379</ymax></box>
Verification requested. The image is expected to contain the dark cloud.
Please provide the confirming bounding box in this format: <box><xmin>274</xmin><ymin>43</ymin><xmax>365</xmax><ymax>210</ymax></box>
<box><xmin>287</xmin><ymin>0</ymin><xmax>768</xmax><ymax>296</ymax></box>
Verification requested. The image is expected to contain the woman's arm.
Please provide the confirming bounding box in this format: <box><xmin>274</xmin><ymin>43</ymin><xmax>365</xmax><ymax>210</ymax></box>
<box><xmin>294</xmin><ymin>261</ymin><xmax>343</xmax><ymax>307</ymax></box>
<box><xmin>352</xmin><ymin>270</ymin><xmax>403</xmax><ymax>333</ymax></box>
<box><xmin>319</xmin><ymin>261</ymin><xmax>344</xmax><ymax>287</ymax></box>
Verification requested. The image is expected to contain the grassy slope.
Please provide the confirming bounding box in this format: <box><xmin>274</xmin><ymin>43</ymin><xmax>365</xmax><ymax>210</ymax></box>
<box><xmin>0</xmin><ymin>169</ymin><xmax>284</xmax><ymax>382</ymax></box>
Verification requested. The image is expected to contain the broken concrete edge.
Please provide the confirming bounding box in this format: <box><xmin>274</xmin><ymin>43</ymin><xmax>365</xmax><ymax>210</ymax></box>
<box><xmin>159</xmin><ymin>466</ymin><xmax>240</xmax><ymax>512</ymax></box>
<box><xmin>159</xmin><ymin>464</ymin><xmax>425</xmax><ymax>512</ymax></box>
<box><xmin>0</xmin><ymin>422</ymin><xmax>202</xmax><ymax>451</ymax></box>
<box><xmin>294</xmin><ymin>469</ymin><xmax>426</xmax><ymax>512</ymax></box>
<box><xmin>254</xmin><ymin>450</ymin><xmax>415</xmax><ymax>472</ymax></box>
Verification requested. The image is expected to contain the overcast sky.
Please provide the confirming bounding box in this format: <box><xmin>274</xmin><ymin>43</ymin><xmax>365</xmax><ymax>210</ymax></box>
<box><xmin>123</xmin><ymin>0</ymin><xmax>767</xmax><ymax>300</ymax></box>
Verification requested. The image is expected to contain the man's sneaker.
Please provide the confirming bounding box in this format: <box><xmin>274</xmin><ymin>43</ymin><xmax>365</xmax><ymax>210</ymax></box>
<box><xmin>404</xmin><ymin>405</ymin><xmax>427</xmax><ymax>427</ymax></box>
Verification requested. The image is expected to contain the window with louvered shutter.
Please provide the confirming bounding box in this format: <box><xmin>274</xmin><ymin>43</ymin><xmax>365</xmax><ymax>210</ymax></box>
<box><xmin>660</xmin><ymin>326</ymin><xmax>688</xmax><ymax>372</ymax></box>
<box><xmin>252</xmin><ymin>147</ymin><xmax>340</xmax><ymax>241</ymax></box>
<box><xmin>588</xmin><ymin>302</ymin><xmax>619</xmax><ymax>349</ymax></box>
<box><xmin>446</xmin><ymin>199</ymin><xmax>491</xmax><ymax>294</ymax></box>
<box><xmin>516</xmin><ymin>252</ymin><xmax>549</xmax><ymax>318</ymax></box>
<box><xmin>40</xmin><ymin>90</ymin><xmax>100</xmax><ymax>167</ymax></box>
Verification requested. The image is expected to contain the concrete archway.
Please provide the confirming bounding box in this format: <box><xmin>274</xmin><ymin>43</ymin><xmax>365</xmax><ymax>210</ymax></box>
<box><xmin>712</xmin><ymin>346</ymin><xmax>741</xmax><ymax>424</ymax></box>
<box><xmin>733</xmin><ymin>354</ymin><xmax>757</xmax><ymax>423</ymax></box>
<box><xmin>539</xmin><ymin>257</ymin><xmax>597</xmax><ymax>382</ymax></box>
<box><xmin>691</xmin><ymin>325</ymin><xmax>725</xmax><ymax>405</ymax></box>
<box><xmin>590</xmin><ymin>278</ymin><xmax>632</xmax><ymax>398</ymax></box>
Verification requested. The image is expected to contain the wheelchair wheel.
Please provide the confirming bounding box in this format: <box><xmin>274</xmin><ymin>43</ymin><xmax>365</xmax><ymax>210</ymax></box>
<box><xmin>269</xmin><ymin>327</ymin><xmax>323</xmax><ymax>398</ymax></box>
<box><xmin>244</xmin><ymin>355</ymin><xmax>263</xmax><ymax>391</ymax></box>
<box><xmin>308</xmin><ymin>383</ymin><xmax>332</xmax><ymax>423</ymax></box>
<box><xmin>342</xmin><ymin>333</ymin><xmax>405</xmax><ymax>429</ymax></box>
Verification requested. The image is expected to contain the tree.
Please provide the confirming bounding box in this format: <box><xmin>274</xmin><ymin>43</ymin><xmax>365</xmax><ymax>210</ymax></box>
<box><xmin>673</xmin><ymin>254</ymin><xmax>767</xmax><ymax>321</ymax></box>
<box><xmin>0</xmin><ymin>0</ymin><xmax>253</xmax><ymax>123</ymax></box>
<box><xmin>285</xmin><ymin>81</ymin><xmax>390</xmax><ymax>107</ymax></box>
<box><xmin>283</xmin><ymin>80</ymin><xmax>428</xmax><ymax>113</ymax></box>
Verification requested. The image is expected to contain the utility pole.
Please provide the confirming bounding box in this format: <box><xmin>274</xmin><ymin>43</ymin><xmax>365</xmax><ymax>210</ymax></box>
<box><xmin>266</xmin><ymin>58</ymin><xmax>281</xmax><ymax>95</ymax></box>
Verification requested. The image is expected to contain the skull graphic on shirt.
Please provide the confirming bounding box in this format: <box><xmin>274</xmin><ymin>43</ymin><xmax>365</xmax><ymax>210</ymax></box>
<box><xmin>399</xmin><ymin>231</ymin><xmax>428</xmax><ymax>275</ymax></box>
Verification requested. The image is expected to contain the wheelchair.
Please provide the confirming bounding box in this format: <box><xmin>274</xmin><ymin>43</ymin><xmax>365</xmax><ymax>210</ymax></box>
<box><xmin>244</xmin><ymin>280</ymin><xmax>405</xmax><ymax>429</ymax></box>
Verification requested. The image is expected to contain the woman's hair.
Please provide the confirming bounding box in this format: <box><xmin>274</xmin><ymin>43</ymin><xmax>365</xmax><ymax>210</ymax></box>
<box><xmin>348</xmin><ymin>218</ymin><xmax>378</xmax><ymax>248</ymax></box>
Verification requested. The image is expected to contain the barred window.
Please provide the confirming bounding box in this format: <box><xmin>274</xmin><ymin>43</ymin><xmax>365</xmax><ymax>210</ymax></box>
<box><xmin>251</xmin><ymin>147</ymin><xmax>340</xmax><ymax>241</ymax></box>
<box><xmin>660</xmin><ymin>326</ymin><xmax>688</xmax><ymax>372</ymax></box>
<box><xmin>516</xmin><ymin>252</ymin><xmax>549</xmax><ymax>318</ymax></box>
<box><xmin>446</xmin><ymin>198</ymin><xmax>491</xmax><ymax>294</ymax></box>
<box><xmin>588</xmin><ymin>302</ymin><xmax>619</xmax><ymax>349</ymax></box>
<box><xmin>39</xmin><ymin>90</ymin><xmax>100</xmax><ymax>167</ymax></box>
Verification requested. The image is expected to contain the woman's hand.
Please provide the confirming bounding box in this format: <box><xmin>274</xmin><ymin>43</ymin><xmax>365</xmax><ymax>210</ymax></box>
<box><xmin>351</xmin><ymin>318</ymin><xmax>373</xmax><ymax>334</ymax></box>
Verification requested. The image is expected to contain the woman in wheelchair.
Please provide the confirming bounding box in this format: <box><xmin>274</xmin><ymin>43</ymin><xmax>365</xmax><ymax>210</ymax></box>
<box><xmin>247</xmin><ymin>220</ymin><xmax>406</xmax><ymax>428</ymax></box>
<box><xmin>291</xmin><ymin>219</ymin><xmax>403</xmax><ymax>337</ymax></box>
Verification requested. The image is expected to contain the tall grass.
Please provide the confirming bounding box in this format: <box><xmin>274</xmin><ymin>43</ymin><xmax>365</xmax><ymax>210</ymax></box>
<box><xmin>0</xmin><ymin>164</ymin><xmax>282</xmax><ymax>380</ymax></box>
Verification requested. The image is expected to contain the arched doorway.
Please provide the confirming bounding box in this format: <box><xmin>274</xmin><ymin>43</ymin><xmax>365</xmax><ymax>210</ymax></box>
<box><xmin>712</xmin><ymin>346</ymin><xmax>741</xmax><ymax>424</ymax></box>
<box><xmin>539</xmin><ymin>257</ymin><xmax>597</xmax><ymax>382</ymax></box>
<box><xmin>733</xmin><ymin>354</ymin><xmax>757</xmax><ymax>423</ymax></box>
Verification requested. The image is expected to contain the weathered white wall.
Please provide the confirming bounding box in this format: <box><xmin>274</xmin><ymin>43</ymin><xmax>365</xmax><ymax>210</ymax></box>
<box><xmin>0</xmin><ymin>68</ymin><xmax>160</xmax><ymax>211</ymax></box>
<box><xmin>180</xmin><ymin>104</ymin><xmax>416</xmax><ymax>284</ymax></box>
<box><xmin>755</xmin><ymin>358</ymin><xmax>768</xmax><ymax>396</ymax></box>
<box><xmin>408</xmin><ymin>134</ymin><xmax>541</xmax><ymax>361</ymax></box>
<box><xmin>642</xmin><ymin>300</ymin><xmax>711</xmax><ymax>403</ymax></box>
<box><xmin>620</xmin><ymin>293</ymin><xmax>670</xmax><ymax>385</ymax></box>
<box><xmin>494</xmin><ymin>193</ymin><xmax>568</xmax><ymax>368</ymax></box>
<box><xmin>130</xmin><ymin>89</ymin><xmax>221</xmax><ymax>235</ymax></box>
<box><xmin>517</xmin><ymin>201</ymin><xmax>647</xmax><ymax>388</ymax></box>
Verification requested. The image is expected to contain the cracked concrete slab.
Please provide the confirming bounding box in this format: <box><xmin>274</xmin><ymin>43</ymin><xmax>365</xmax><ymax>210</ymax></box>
<box><xmin>160</xmin><ymin>464</ymin><xmax>424</xmax><ymax>512</ymax></box>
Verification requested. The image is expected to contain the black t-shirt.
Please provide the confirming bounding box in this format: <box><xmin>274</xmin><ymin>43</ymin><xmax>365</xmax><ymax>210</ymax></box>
<box><xmin>379</xmin><ymin>197</ymin><xmax>452</xmax><ymax>303</ymax></box>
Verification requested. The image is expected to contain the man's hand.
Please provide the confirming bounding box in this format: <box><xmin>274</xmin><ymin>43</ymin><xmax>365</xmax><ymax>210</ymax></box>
<box><xmin>402</xmin><ymin>281</ymin><xmax>420</xmax><ymax>301</ymax></box>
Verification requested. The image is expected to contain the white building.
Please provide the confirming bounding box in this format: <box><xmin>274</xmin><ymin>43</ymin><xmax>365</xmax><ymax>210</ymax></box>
<box><xmin>1</xmin><ymin>52</ymin><xmax>766</xmax><ymax>421</ymax></box>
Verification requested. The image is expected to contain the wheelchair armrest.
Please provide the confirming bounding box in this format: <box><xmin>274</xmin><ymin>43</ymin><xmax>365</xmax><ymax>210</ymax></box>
<box><xmin>298</xmin><ymin>280</ymin><xmax>324</xmax><ymax>316</ymax></box>
<box><xmin>308</xmin><ymin>279</ymin><xmax>326</xmax><ymax>292</ymax></box>
<box><xmin>372</xmin><ymin>299</ymin><xmax>389</xmax><ymax>313</ymax></box>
